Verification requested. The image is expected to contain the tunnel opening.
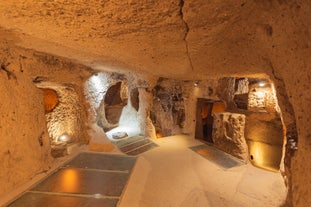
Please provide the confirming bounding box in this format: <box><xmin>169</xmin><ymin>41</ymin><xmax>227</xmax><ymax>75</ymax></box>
<box><xmin>36</xmin><ymin>81</ymin><xmax>84</xmax><ymax>157</ymax></box>
<box><xmin>189</xmin><ymin>77</ymin><xmax>289</xmax><ymax>171</ymax></box>
<box><xmin>103</xmin><ymin>81</ymin><xmax>128</xmax><ymax>126</ymax></box>
<box><xmin>130</xmin><ymin>88</ymin><xmax>140</xmax><ymax>112</ymax></box>
<box><xmin>195</xmin><ymin>99</ymin><xmax>226</xmax><ymax>143</ymax></box>
<box><xmin>231</xmin><ymin>77</ymin><xmax>287</xmax><ymax>171</ymax></box>
<box><xmin>85</xmin><ymin>73</ymin><xmax>142</xmax><ymax>141</ymax></box>
<box><xmin>244</xmin><ymin>78</ymin><xmax>286</xmax><ymax>171</ymax></box>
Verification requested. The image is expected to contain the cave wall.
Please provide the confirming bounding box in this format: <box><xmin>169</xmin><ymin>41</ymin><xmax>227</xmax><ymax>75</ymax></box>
<box><xmin>151</xmin><ymin>78</ymin><xmax>185</xmax><ymax>137</ymax></box>
<box><xmin>151</xmin><ymin>78</ymin><xmax>220</xmax><ymax>137</ymax></box>
<box><xmin>0</xmin><ymin>42</ymin><xmax>92</xmax><ymax>196</ymax></box>
<box><xmin>260</xmin><ymin>3</ymin><xmax>311</xmax><ymax>206</ymax></box>
<box><xmin>0</xmin><ymin>1</ymin><xmax>310</xmax><ymax>205</ymax></box>
<box><xmin>213</xmin><ymin>112</ymin><xmax>248</xmax><ymax>161</ymax></box>
<box><xmin>0</xmin><ymin>45</ymin><xmax>53</xmax><ymax>195</ymax></box>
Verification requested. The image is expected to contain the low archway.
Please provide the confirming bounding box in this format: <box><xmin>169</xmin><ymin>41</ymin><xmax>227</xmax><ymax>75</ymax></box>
<box><xmin>98</xmin><ymin>81</ymin><xmax>128</xmax><ymax>131</ymax></box>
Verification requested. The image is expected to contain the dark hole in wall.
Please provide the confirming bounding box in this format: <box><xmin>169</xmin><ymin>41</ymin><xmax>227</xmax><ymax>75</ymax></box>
<box><xmin>195</xmin><ymin>99</ymin><xmax>226</xmax><ymax>143</ymax></box>
<box><xmin>104</xmin><ymin>82</ymin><xmax>123</xmax><ymax>106</ymax></box>
<box><xmin>104</xmin><ymin>82</ymin><xmax>127</xmax><ymax>125</ymax></box>
<box><xmin>234</xmin><ymin>94</ymin><xmax>248</xmax><ymax>110</ymax></box>
<box><xmin>131</xmin><ymin>88</ymin><xmax>139</xmax><ymax>111</ymax></box>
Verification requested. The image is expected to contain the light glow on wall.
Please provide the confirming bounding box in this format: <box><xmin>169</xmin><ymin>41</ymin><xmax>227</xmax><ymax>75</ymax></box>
<box><xmin>248</xmin><ymin>141</ymin><xmax>282</xmax><ymax>172</ymax></box>
<box><xmin>84</xmin><ymin>73</ymin><xmax>110</xmax><ymax>119</ymax></box>
<box><xmin>58</xmin><ymin>133</ymin><xmax>72</xmax><ymax>143</ymax></box>
<box><xmin>89</xmin><ymin>74</ymin><xmax>104</xmax><ymax>91</ymax></box>
<box><xmin>255</xmin><ymin>91</ymin><xmax>266</xmax><ymax>99</ymax></box>
<box><xmin>258</xmin><ymin>82</ymin><xmax>266</xmax><ymax>87</ymax></box>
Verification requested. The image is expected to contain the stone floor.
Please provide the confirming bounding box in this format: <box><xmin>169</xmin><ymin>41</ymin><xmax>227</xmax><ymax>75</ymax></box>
<box><xmin>4</xmin><ymin>135</ymin><xmax>287</xmax><ymax>207</ymax></box>
<box><xmin>119</xmin><ymin>135</ymin><xmax>287</xmax><ymax>207</ymax></box>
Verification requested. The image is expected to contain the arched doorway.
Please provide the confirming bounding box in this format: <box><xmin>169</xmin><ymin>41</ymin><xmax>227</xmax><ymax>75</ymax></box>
<box><xmin>195</xmin><ymin>99</ymin><xmax>226</xmax><ymax>143</ymax></box>
<box><xmin>97</xmin><ymin>81</ymin><xmax>128</xmax><ymax>131</ymax></box>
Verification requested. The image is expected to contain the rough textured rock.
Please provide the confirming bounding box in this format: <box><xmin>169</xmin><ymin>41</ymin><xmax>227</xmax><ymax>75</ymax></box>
<box><xmin>85</xmin><ymin>71</ymin><xmax>147</xmax><ymax>134</ymax></box>
<box><xmin>151</xmin><ymin>78</ymin><xmax>220</xmax><ymax>138</ymax></box>
<box><xmin>0</xmin><ymin>1</ymin><xmax>311</xmax><ymax>206</ymax></box>
<box><xmin>37</xmin><ymin>82</ymin><xmax>84</xmax><ymax>145</ymax></box>
<box><xmin>130</xmin><ymin>88</ymin><xmax>140</xmax><ymax>112</ymax></box>
<box><xmin>41</xmin><ymin>88</ymin><xmax>59</xmax><ymax>113</ymax></box>
<box><xmin>0</xmin><ymin>45</ymin><xmax>52</xmax><ymax>195</ymax></box>
<box><xmin>151</xmin><ymin>78</ymin><xmax>186</xmax><ymax>137</ymax></box>
<box><xmin>0</xmin><ymin>41</ymin><xmax>94</xmax><ymax>196</ymax></box>
<box><xmin>213</xmin><ymin>113</ymin><xmax>248</xmax><ymax>161</ymax></box>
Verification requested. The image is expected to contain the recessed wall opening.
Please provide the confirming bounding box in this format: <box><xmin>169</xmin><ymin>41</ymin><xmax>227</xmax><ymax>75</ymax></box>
<box><xmin>130</xmin><ymin>88</ymin><xmax>139</xmax><ymax>112</ymax></box>
<box><xmin>97</xmin><ymin>81</ymin><xmax>129</xmax><ymax>134</ymax></box>
<box><xmin>242</xmin><ymin>78</ymin><xmax>286</xmax><ymax>171</ymax></box>
<box><xmin>192</xmin><ymin>77</ymin><xmax>290</xmax><ymax>172</ymax></box>
<box><xmin>42</xmin><ymin>88</ymin><xmax>59</xmax><ymax>113</ymax></box>
<box><xmin>85</xmin><ymin>73</ymin><xmax>142</xmax><ymax>140</ymax></box>
<box><xmin>104</xmin><ymin>81</ymin><xmax>128</xmax><ymax>126</ymax></box>
<box><xmin>230</xmin><ymin>77</ymin><xmax>287</xmax><ymax>171</ymax></box>
<box><xmin>195</xmin><ymin>99</ymin><xmax>226</xmax><ymax>143</ymax></box>
<box><xmin>36</xmin><ymin>81</ymin><xmax>84</xmax><ymax>157</ymax></box>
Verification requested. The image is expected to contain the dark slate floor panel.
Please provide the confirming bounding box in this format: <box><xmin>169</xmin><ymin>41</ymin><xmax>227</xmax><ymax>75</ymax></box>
<box><xmin>6</xmin><ymin>152</ymin><xmax>137</xmax><ymax>207</ymax></box>
<box><xmin>31</xmin><ymin>167</ymin><xmax>129</xmax><ymax>196</ymax></box>
<box><xmin>119</xmin><ymin>139</ymin><xmax>152</xmax><ymax>153</ymax></box>
<box><xmin>66</xmin><ymin>152</ymin><xmax>136</xmax><ymax>171</ymax></box>
<box><xmin>127</xmin><ymin>142</ymin><xmax>158</xmax><ymax>156</ymax></box>
<box><xmin>190</xmin><ymin>144</ymin><xmax>245</xmax><ymax>169</ymax></box>
<box><xmin>7</xmin><ymin>192</ymin><xmax>118</xmax><ymax>207</ymax></box>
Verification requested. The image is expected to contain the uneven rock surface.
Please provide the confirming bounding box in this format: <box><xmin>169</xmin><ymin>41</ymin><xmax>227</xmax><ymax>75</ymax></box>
<box><xmin>0</xmin><ymin>1</ymin><xmax>311</xmax><ymax>206</ymax></box>
<box><xmin>213</xmin><ymin>113</ymin><xmax>248</xmax><ymax>161</ymax></box>
<box><xmin>0</xmin><ymin>45</ymin><xmax>52</xmax><ymax>194</ymax></box>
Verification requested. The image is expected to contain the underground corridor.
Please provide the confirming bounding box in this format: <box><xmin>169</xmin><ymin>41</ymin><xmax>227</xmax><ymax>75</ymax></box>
<box><xmin>1</xmin><ymin>73</ymin><xmax>293</xmax><ymax>207</ymax></box>
<box><xmin>0</xmin><ymin>1</ymin><xmax>309</xmax><ymax>207</ymax></box>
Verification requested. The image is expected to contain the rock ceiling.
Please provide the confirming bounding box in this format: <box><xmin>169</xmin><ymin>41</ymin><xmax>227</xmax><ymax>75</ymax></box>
<box><xmin>0</xmin><ymin>0</ymin><xmax>309</xmax><ymax>79</ymax></box>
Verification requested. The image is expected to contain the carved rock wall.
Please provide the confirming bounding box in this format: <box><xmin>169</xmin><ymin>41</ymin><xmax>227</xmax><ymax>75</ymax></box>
<box><xmin>0</xmin><ymin>42</ymin><xmax>93</xmax><ymax>196</ymax></box>
<box><xmin>0</xmin><ymin>45</ymin><xmax>53</xmax><ymax>195</ymax></box>
<box><xmin>213</xmin><ymin>112</ymin><xmax>248</xmax><ymax>161</ymax></box>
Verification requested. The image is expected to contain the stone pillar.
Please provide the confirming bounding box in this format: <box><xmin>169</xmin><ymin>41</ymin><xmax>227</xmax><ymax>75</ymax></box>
<box><xmin>213</xmin><ymin>112</ymin><xmax>248</xmax><ymax>162</ymax></box>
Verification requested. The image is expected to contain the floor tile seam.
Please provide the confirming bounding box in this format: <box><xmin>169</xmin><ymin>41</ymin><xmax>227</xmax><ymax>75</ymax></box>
<box><xmin>119</xmin><ymin>140</ymin><xmax>150</xmax><ymax>151</ymax></box>
<box><xmin>123</xmin><ymin>142</ymin><xmax>157</xmax><ymax>154</ymax></box>
<box><xmin>59</xmin><ymin>166</ymin><xmax>130</xmax><ymax>174</ymax></box>
<box><xmin>75</xmin><ymin>151</ymin><xmax>137</xmax><ymax>158</ymax></box>
<box><xmin>117</xmin><ymin>138</ymin><xmax>147</xmax><ymax>149</ymax></box>
<box><xmin>28</xmin><ymin>190</ymin><xmax>121</xmax><ymax>200</ymax></box>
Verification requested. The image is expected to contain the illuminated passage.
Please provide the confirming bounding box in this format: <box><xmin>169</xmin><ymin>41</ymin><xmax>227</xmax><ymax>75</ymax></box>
<box><xmin>7</xmin><ymin>153</ymin><xmax>137</xmax><ymax>207</ymax></box>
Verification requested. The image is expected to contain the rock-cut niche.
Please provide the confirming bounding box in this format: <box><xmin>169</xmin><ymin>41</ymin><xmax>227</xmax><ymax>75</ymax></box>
<box><xmin>98</xmin><ymin>81</ymin><xmax>128</xmax><ymax>131</ymax></box>
<box><xmin>130</xmin><ymin>88</ymin><xmax>139</xmax><ymax>111</ymax></box>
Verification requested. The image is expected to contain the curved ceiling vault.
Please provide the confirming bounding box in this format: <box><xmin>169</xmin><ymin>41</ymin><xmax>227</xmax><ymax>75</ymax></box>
<box><xmin>0</xmin><ymin>1</ymin><xmax>309</xmax><ymax>80</ymax></box>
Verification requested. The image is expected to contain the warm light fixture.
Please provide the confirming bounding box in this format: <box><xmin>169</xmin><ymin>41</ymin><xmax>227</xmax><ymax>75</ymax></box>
<box><xmin>258</xmin><ymin>82</ymin><xmax>266</xmax><ymax>87</ymax></box>
<box><xmin>194</xmin><ymin>81</ymin><xmax>199</xmax><ymax>87</ymax></box>
<box><xmin>58</xmin><ymin>133</ymin><xmax>71</xmax><ymax>143</ymax></box>
<box><xmin>255</xmin><ymin>91</ymin><xmax>266</xmax><ymax>99</ymax></box>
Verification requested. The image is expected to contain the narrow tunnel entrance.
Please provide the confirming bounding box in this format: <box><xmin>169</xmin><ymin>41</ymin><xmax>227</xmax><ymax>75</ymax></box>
<box><xmin>195</xmin><ymin>99</ymin><xmax>226</xmax><ymax>143</ymax></box>
<box><xmin>98</xmin><ymin>81</ymin><xmax>128</xmax><ymax>132</ymax></box>
<box><xmin>104</xmin><ymin>82</ymin><xmax>127</xmax><ymax>126</ymax></box>
<box><xmin>35</xmin><ymin>81</ymin><xmax>84</xmax><ymax>157</ymax></box>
